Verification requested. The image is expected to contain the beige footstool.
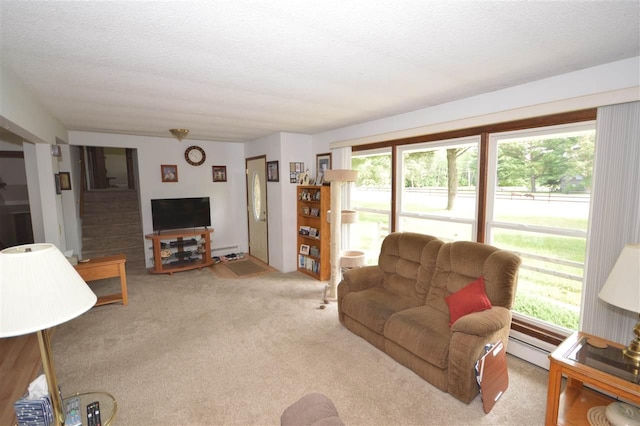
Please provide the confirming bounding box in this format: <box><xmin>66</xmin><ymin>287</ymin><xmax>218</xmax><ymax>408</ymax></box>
<box><xmin>281</xmin><ymin>393</ymin><xmax>344</xmax><ymax>426</ymax></box>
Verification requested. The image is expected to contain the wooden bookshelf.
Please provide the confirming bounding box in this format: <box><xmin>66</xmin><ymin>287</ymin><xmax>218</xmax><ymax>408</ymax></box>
<box><xmin>296</xmin><ymin>186</ymin><xmax>330</xmax><ymax>280</ymax></box>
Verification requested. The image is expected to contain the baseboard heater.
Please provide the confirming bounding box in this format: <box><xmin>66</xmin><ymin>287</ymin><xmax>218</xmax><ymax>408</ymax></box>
<box><xmin>212</xmin><ymin>245</ymin><xmax>239</xmax><ymax>253</ymax></box>
<box><xmin>507</xmin><ymin>332</ymin><xmax>558</xmax><ymax>370</ymax></box>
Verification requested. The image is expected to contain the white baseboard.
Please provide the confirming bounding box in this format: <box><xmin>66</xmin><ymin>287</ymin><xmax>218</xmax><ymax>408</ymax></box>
<box><xmin>507</xmin><ymin>330</ymin><xmax>559</xmax><ymax>370</ymax></box>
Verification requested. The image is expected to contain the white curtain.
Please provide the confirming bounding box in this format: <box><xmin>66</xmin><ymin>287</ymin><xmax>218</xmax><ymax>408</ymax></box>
<box><xmin>581</xmin><ymin>101</ymin><xmax>640</xmax><ymax>344</ymax></box>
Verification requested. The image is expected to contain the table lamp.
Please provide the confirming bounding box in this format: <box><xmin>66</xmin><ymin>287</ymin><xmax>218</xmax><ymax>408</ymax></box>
<box><xmin>0</xmin><ymin>243</ymin><xmax>97</xmax><ymax>426</ymax></box>
<box><xmin>598</xmin><ymin>243</ymin><xmax>640</xmax><ymax>364</ymax></box>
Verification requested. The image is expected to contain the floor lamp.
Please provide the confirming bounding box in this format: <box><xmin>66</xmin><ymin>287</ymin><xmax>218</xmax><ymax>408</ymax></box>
<box><xmin>0</xmin><ymin>244</ymin><xmax>97</xmax><ymax>426</ymax></box>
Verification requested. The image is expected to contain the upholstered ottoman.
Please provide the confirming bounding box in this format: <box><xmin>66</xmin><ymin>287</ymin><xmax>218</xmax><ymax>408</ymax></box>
<box><xmin>281</xmin><ymin>393</ymin><xmax>344</xmax><ymax>426</ymax></box>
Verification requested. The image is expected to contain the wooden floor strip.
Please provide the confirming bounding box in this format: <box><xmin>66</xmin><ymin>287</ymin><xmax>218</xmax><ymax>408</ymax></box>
<box><xmin>0</xmin><ymin>334</ymin><xmax>43</xmax><ymax>425</ymax></box>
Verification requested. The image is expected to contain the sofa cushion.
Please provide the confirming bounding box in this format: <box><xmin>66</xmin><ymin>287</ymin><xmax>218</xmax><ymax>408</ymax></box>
<box><xmin>384</xmin><ymin>306</ymin><xmax>451</xmax><ymax>369</ymax></box>
<box><xmin>341</xmin><ymin>287</ymin><xmax>422</xmax><ymax>334</ymax></box>
<box><xmin>378</xmin><ymin>233</ymin><xmax>443</xmax><ymax>301</ymax></box>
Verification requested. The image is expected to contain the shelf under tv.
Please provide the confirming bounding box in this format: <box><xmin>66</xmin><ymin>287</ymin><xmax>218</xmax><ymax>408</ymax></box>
<box><xmin>145</xmin><ymin>228</ymin><xmax>214</xmax><ymax>275</ymax></box>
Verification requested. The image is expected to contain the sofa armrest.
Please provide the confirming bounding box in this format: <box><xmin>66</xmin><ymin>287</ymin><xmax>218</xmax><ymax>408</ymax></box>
<box><xmin>447</xmin><ymin>307</ymin><xmax>512</xmax><ymax>403</ymax></box>
<box><xmin>450</xmin><ymin>306</ymin><xmax>512</xmax><ymax>337</ymax></box>
<box><xmin>339</xmin><ymin>265</ymin><xmax>384</xmax><ymax>294</ymax></box>
<box><xmin>337</xmin><ymin>266</ymin><xmax>384</xmax><ymax>324</ymax></box>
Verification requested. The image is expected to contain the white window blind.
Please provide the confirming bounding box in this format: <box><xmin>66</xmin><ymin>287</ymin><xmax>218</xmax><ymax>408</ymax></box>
<box><xmin>580</xmin><ymin>101</ymin><xmax>640</xmax><ymax>344</ymax></box>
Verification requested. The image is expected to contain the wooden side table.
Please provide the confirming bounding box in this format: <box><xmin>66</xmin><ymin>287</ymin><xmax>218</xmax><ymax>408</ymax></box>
<box><xmin>545</xmin><ymin>331</ymin><xmax>640</xmax><ymax>425</ymax></box>
<box><xmin>74</xmin><ymin>254</ymin><xmax>128</xmax><ymax>306</ymax></box>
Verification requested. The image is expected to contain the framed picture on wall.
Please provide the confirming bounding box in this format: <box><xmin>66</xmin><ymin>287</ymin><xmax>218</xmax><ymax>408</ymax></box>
<box><xmin>161</xmin><ymin>165</ymin><xmax>178</xmax><ymax>182</ymax></box>
<box><xmin>212</xmin><ymin>165</ymin><xmax>227</xmax><ymax>182</ymax></box>
<box><xmin>316</xmin><ymin>152</ymin><xmax>331</xmax><ymax>185</ymax></box>
<box><xmin>59</xmin><ymin>172</ymin><xmax>71</xmax><ymax>190</ymax></box>
<box><xmin>289</xmin><ymin>162</ymin><xmax>305</xmax><ymax>183</ymax></box>
<box><xmin>267</xmin><ymin>161</ymin><xmax>279</xmax><ymax>182</ymax></box>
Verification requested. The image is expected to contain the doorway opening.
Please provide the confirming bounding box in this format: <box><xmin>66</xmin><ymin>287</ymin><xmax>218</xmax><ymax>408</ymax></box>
<box><xmin>83</xmin><ymin>147</ymin><xmax>136</xmax><ymax>190</ymax></box>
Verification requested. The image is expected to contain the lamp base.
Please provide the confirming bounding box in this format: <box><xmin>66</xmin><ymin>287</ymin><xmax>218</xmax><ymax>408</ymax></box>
<box><xmin>623</xmin><ymin>320</ymin><xmax>640</xmax><ymax>366</ymax></box>
<box><xmin>37</xmin><ymin>329</ymin><xmax>64</xmax><ymax>426</ymax></box>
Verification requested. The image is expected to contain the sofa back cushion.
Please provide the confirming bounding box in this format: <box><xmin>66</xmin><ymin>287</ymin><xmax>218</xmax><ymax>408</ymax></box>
<box><xmin>378</xmin><ymin>233</ymin><xmax>443</xmax><ymax>301</ymax></box>
<box><xmin>426</xmin><ymin>241</ymin><xmax>521</xmax><ymax>317</ymax></box>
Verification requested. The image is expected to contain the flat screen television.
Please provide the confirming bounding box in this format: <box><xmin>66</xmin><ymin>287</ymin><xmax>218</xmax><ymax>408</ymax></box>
<box><xmin>151</xmin><ymin>197</ymin><xmax>211</xmax><ymax>232</ymax></box>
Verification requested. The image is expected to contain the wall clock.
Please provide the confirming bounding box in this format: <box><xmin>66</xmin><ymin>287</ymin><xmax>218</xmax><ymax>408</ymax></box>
<box><xmin>184</xmin><ymin>145</ymin><xmax>206</xmax><ymax>166</ymax></box>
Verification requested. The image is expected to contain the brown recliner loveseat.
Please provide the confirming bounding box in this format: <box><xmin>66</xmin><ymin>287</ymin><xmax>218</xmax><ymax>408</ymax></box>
<box><xmin>338</xmin><ymin>232</ymin><xmax>521</xmax><ymax>403</ymax></box>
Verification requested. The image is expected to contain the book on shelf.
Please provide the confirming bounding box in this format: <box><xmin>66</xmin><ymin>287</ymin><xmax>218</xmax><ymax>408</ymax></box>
<box><xmin>298</xmin><ymin>254</ymin><xmax>320</xmax><ymax>274</ymax></box>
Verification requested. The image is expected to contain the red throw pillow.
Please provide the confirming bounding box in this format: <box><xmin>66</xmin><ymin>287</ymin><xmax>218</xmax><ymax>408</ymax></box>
<box><xmin>445</xmin><ymin>276</ymin><xmax>492</xmax><ymax>326</ymax></box>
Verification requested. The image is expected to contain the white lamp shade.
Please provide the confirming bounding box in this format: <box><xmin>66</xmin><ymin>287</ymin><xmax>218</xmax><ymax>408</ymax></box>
<box><xmin>0</xmin><ymin>243</ymin><xmax>97</xmax><ymax>337</ymax></box>
<box><xmin>598</xmin><ymin>244</ymin><xmax>640</xmax><ymax>314</ymax></box>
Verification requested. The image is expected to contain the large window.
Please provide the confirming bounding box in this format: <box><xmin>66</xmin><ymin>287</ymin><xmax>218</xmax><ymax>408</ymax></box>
<box><xmin>397</xmin><ymin>137</ymin><xmax>479</xmax><ymax>242</ymax></box>
<box><xmin>486</xmin><ymin>123</ymin><xmax>595</xmax><ymax>331</ymax></box>
<box><xmin>345</xmin><ymin>110</ymin><xmax>597</xmax><ymax>340</ymax></box>
<box><xmin>350</xmin><ymin>149</ymin><xmax>392</xmax><ymax>264</ymax></box>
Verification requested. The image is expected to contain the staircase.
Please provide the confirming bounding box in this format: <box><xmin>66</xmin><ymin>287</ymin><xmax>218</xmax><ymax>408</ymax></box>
<box><xmin>81</xmin><ymin>189</ymin><xmax>146</xmax><ymax>271</ymax></box>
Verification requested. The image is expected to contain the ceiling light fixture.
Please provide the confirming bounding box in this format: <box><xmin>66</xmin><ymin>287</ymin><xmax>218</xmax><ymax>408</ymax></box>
<box><xmin>169</xmin><ymin>128</ymin><xmax>189</xmax><ymax>142</ymax></box>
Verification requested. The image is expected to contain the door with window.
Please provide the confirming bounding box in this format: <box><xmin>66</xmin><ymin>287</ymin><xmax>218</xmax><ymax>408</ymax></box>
<box><xmin>246</xmin><ymin>156</ymin><xmax>268</xmax><ymax>263</ymax></box>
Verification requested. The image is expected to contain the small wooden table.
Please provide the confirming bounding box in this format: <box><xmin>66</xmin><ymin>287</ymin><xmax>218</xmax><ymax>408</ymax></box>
<box><xmin>545</xmin><ymin>331</ymin><xmax>640</xmax><ymax>425</ymax></box>
<box><xmin>74</xmin><ymin>254</ymin><xmax>128</xmax><ymax>306</ymax></box>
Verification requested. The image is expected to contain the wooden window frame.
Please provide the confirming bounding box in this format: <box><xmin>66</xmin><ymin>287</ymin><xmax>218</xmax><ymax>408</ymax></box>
<box><xmin>351</xmin><ymin>108</ymin><xmax>597</xmax><ymax>344</ymax></box>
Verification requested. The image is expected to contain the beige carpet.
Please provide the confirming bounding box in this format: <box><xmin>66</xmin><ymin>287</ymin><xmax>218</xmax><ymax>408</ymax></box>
<box><xmin>51</xmin><ymin>268</ymin><xmax>549</xmax><ymax>425</ymax></box>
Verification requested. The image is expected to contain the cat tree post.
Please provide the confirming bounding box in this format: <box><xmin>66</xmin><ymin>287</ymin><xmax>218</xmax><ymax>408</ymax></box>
<box><xmin>323</xmin><ymin>169</ymin><xmax>358</xmax><ymax>300</ymax></box>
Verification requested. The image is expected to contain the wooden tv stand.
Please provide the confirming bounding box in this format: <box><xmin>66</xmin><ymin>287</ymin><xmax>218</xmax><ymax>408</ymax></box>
<box><xmin>145</xmin><ymin>228</ymin><xmax>214</xmax><ymax>275</ymax></box>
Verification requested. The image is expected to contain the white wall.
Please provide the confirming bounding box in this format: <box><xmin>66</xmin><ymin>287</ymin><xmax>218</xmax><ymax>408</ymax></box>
<box><xmin>312</xmin><ymin>57</ymin><xmax>640</xmax><ymax>149</ymax></box>
<box><xmin>280</xmin><ymin>133</ymin><xmax>313</xmax><ymax>271</ymax></box>
<box><xmin>69</xmin><ymin>131</ymin><xmax>248</xmax><ymax>268</ymax></box>
<box><xmin>23</xmin><ymin>142</ymin><xmax>66</xmax><ymax>248</ymax></box>
<box><xmin>59</xmin><ymin>144</ymin><xmax>82</xmax><ymax>256</ymax></box>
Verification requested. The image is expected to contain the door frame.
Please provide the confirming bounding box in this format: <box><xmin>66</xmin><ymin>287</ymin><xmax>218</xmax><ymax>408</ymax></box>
<box><xmin>245</xmin><ymin>155</ymin><xmax>269</xmax><ymax>264</ymax></box>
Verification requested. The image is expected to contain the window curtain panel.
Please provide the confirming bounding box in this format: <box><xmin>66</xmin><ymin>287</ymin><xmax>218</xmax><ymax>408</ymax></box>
<box><xmin>581</xmin><ymin>101</ymin><xmax>640</xmax><ymax>344</ymax></box>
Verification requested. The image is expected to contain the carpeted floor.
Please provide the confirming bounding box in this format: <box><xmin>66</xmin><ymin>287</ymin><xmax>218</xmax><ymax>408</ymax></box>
<box><xmin>51</xmin><ymin>268</ymin><xmax>549</xmax><ymax>425</ymax></box>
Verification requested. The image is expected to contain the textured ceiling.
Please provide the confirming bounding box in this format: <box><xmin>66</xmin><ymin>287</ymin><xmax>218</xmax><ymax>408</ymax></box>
<box><xmin>1</xmin><ymin>1</ymin><xmax>638</xmax><ymax>143</ymax></box>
